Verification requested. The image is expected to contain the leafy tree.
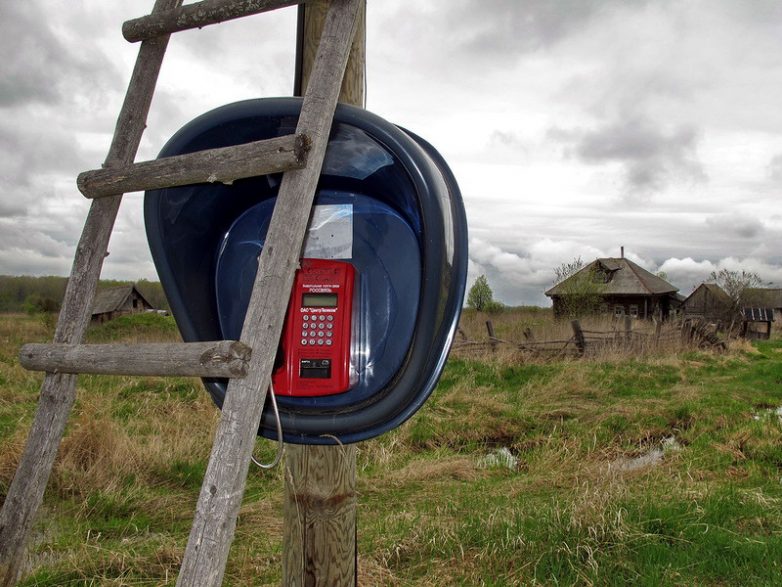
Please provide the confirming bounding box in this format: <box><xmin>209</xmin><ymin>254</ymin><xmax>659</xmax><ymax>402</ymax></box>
<box><xmin>485</xmin><ymin>300</ymin><xmax>505</xmax><ymax>314</ymax></box>
<box><xmin>551</xmin><ymin>257</ymin><xmax>606</xmax><ymax>318</ymax></box>
<box><xmin>23</xmin><ymin>293</ymin><xmax>60</xmax><ymax>315</ymax></box>
<box><xmin>467</xmin><ymin>275</ymin><xmax>494</xmax><ymax>311</ymax></box>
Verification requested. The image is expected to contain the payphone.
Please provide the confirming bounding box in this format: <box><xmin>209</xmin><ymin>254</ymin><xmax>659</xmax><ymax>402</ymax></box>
<box><xmin>145</xmin><ymin>97</ymin><xmax>467</xmax><ymax>444</ymax></box>
<box><xmin>270</xmin><ymin>258</ymin><xmax>355</xmax><ymax>397</ymax></box>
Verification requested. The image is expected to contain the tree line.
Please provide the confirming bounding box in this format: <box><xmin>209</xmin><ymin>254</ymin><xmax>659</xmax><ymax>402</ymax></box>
<box><xmin>0</xmin><ymin>275</ymin><xmax>170</xmax><ymax>314</ymax></box>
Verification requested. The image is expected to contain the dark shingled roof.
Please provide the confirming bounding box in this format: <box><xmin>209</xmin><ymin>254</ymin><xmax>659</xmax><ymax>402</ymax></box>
<box><xmin>743</xmin><ymin>307</ymin><xmax>775</xmax><ymax>322</ymax></box>
<box><xmin>91</xmin><ymin>285</ymin><xmax>151</xmax><ymax>315</ymax></box>
<box><xmin>743</xmin><ymin>288</ymin><xmax>782</xmax><ymax>308</ymax></box>
<box><xmin>546</xmin><ymin>258</ymin><xmax>678</xmax><ymax>297</ymax></box>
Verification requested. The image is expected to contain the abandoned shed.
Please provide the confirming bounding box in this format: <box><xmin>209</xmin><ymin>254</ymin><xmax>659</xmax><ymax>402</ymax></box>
<box><xmin>742</xmin><ymin>307</ymin><xmax>775</xmax><ymax>340</ymax></box>
<box><xmin>743</xmin><ymin>288</ymin><xmax>782</xmax><ymax>320</ymax></box>
<box><xmin>545</xmin><ymin>256</ymin><xmax>679</xmax><ymax>319</ymax></box>
<box><xmin>681</xmin><ymin>283</ymin><xmax>735</xmax><ymax>324</ymax></box>
<box><xmin>90</xmin><ymin>284</ymin><xmax>154</xmax><ymax>323</ymax></box>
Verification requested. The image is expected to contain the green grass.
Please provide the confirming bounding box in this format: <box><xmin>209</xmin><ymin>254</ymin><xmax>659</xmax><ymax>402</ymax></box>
<box><xmin>2</xmin><ymin>313</ymin><xmax>782</xmax><ymax>585</ymax></box>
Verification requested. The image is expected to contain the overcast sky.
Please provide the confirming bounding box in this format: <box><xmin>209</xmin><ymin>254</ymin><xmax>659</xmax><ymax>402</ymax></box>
<box><xmin>1</xmin><ymin>0</ymin><xmax>781</xmax><ymax>306</ymax></box>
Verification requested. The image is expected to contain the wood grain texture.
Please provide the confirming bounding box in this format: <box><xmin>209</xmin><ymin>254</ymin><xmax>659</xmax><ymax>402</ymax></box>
<box><xmin>283</xmin><ymin>444</ymin><xmax>357</xmax><ymax>587</ymax></box>
<box><xmin>20</xmin><ymin>341</ymin><xmax>251</xmax><ymax>378</ymax></box>
<box><xmin>282</xmin><ymin>2</ymin><xmax>365</xmax><ymax>586</ymax></box>
<box><xmin>123</xmin><ymin>0</ymin><xmax>309</xmax><ymax>42</ymax></box>
<box><xmin>77</xmin><ymin>134</ymin><xmax>309</xmax><ymax>198</ymax></box>
<box><xmin>300</xmin><ymin>0</ymin><xmax>365</xmax><ymax>108</ymax></box>
<box><xmin>0</xmin><ymin>2</ymin><xmax>183</xmax><ymax>585</ymax></box>
<box><xmin>174</xmin><ymin>1</ymin><xmax>361</xmax><ymax>585</ymax></box>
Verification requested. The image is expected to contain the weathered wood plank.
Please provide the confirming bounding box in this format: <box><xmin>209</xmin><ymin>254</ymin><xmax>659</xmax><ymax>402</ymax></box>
<box><xmin>77</xmin><ymin>134</ymin><xmax>309</xmax><ymax>198</ymax></box>
<box><xmin>297</xmin><ymin>0</ymin><xmax>365</xmax><ymax>106</ymax></box>
<box><xmin>174</xmin><ymin>1</ymin><xmax>361</xmax><ymax>585</ymax></box>
<box><xmin>283</xmin><ymin>444</ymin><xmax>357</xmax><ymax>586</ymax></box>
<box><xmin>19</xmin><ymin>341</ymin><xmax>251</xmax><ymax>378</ymax></box>
<box><xmin>282</xmin><ymin>3</ymin><xmax>364</xmax><ymax>585</ymax></box>
<box><xmin>0</xmin><ymin>2</ymin><xmax>183</xmax><ymax>585</ymax></box>
<box><xmin>123</xmin><ymin>0</ymin><xmax>309</xmax><ymax>42</ymax></box>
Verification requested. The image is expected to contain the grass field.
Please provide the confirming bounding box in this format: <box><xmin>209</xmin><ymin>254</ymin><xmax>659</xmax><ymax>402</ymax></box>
<box><xmin>2</xmin><ymin>311</ymin><xmax>782</xmax><ymax>585</ymax></box>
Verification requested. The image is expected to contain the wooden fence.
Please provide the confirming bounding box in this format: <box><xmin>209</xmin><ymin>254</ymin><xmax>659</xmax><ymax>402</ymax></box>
<box><xmin>451</xmin><ymin>317</ymin><xmax>726</xmax><ymax>360</ymax></box>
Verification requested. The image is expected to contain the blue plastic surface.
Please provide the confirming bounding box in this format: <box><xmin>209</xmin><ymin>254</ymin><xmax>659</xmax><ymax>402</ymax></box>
<box><xmin>215</xmin><ymin>191</ymin><xmax>421</xmax><ymax>409</ymax></box>
<box><xmin>145</xmin><ymin>98</ymin><xmax>468</xmax><ymax>444</ymax></box>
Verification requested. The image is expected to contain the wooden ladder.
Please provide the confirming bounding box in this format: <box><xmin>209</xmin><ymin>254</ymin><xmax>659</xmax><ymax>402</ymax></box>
<box><xmin>0</xmin><ymin>0</ymin><xmax>362</xmax><ymax>585</ymax></box>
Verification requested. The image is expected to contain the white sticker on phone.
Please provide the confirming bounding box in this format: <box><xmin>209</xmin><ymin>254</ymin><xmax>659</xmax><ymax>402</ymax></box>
<box><xmin>303</xmin><ymin>204</ymin><xmax>353</xmax><ymax>259</ymax></box>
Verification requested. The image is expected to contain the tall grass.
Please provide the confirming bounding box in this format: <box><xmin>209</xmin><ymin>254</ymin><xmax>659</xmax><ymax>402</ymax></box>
<box><xmin>456</xmin><ymin>307</ymin><xmax>738</xmax><ymax>362</ymax></box>
<box><xmin>2</xmin><ymin>312</ymin><xmax>782</xmax><ymax>584</ymax></box>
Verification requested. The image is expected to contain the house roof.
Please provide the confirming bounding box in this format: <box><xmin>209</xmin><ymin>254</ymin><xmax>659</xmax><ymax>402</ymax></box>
<box><xmin>743</xmin><ymin>307</ymin><xmax>775</xmax><ymax>322</ymax></box>
<box><xmin>91</xmin><ymin>285</ymin><xmax>151</xmax><ymax>315</ymax></box>
<box><xmin>743</xmin><ymin>288</ymin><xmax>782</xmax><ymax>308</ymax></box>
<box><xmin>545</xmin><ymin>257</ymin><xmax>678</xmax><ymax>297</ymax></box>
<box><xmin>682</xmin><ymin>282</ymin><xmax>733</xmax><ymax>306</ymax></box>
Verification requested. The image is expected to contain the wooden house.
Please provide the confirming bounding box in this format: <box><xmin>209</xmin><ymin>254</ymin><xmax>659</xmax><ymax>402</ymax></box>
<box><xmin>90</xmin><ymin>284</ymin><xmax>154</xmax><ymax>323</ymax></box>
<box><xmin>545</xmin><ymin>256</ymin><xmax>679</xmax><ymax>319</ymax></box>
<box><xmin>681</xmin><ymin>283</ymin><xmax>734</xmax><ymax>324</ymax></box>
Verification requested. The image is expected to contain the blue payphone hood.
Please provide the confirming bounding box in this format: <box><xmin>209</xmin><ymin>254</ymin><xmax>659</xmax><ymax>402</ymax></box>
<box><xmin>145</xmin><ymin>98</ymin><xmax>467</xmax><ymax>444</ymax></box>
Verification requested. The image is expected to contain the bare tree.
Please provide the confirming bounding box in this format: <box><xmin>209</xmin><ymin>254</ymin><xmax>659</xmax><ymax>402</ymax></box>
<box><xmin>708</xmin><ymin>269</ymin><xmax>765</xmax><ymax>311</ymax></box>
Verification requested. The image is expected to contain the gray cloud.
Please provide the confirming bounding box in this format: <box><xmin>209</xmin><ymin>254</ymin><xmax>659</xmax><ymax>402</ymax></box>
<box><xmin>444</xmin><ymin>0</ymin><xmax>612</xmax><ymax>56</ymax></box>
<box><xmin>770</xmin><ymin>154</ymin><xmax>782</xmax><ymax>183</ymax></box>
<box><xmin>552</xmin><ymin>116</ymin><xmax>704</xmax><ymax>196</ymax></box>
<box><xmin>0</xmin><ymin>4</ymin><xmax>120</xmax><ymax>108</ymax></box>
<box><xmin>705</xmin><ymin>214</ymin><xmax>764</xmax><ymax>240</ymax></box>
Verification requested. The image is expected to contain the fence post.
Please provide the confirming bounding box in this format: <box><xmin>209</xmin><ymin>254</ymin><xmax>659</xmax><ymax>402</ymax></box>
<box><xmin>624</xmin><ymin>315</ymin><xmax>632</xmax><ymax>344</ymax></box>
<box><xmin>486</xmin><ymin>320</ymin><xmax>497</xmax><ymax>352</ymax></box>
<box><xmin>571</xmin><ymin>320</ymin><xmax>585</xmax><ymax>355</ymax></box>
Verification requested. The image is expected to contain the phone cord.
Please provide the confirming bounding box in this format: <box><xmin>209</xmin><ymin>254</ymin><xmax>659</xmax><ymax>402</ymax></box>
<box><xmin>251</xmin><ymin>380</ymin><xmax>285</xmax><ymax>469</ymax></box>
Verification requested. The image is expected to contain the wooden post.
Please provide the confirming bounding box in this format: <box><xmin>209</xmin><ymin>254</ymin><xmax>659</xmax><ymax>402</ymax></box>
<box><xmin>283</xmin><ymin>2</ymin><xmax>364</xmax><ymax>586</ymax></box>
<box><xmin>571</xmin><ymin>319</ymin><xmax>585</xmax><ymax>355</ymax></box>
<box><xmin>624</xmin><ymin>314</ymin><xmax>632</xmax><ymax>344</ymax></box>
<box><xmin>653</xmin><ymin>318</ymin><xmax>662</xmax><ymax>349</ymax></box>
<box><xmin>0</xmin><ymin>2</ymin><xmax>183</xmax><ymax>584</ymax></box>
<box><xmin>175</xmin><ymin>1</ymin><xmax>361</xmax><ymax>585</ymax></box>
<box><xmin>485</xmin><ymin>319</ymin><xmax>497</xmax><ymax>352</ymax></box>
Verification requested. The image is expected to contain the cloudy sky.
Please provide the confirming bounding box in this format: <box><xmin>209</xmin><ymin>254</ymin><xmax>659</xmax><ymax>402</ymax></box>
<box><xmin>1</xmin><ymin>0</ymin><xmax>781</xmax><ymax>306</ymax></box>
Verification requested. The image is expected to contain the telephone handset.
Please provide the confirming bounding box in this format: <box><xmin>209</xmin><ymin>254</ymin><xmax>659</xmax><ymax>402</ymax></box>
<box><xmin>272</xmin><ymin>258</ymin><xmax>355</xmax><ymax>397</ymax></box>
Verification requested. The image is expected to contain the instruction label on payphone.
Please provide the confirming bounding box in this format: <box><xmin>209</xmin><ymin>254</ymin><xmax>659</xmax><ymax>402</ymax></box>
<box><xmin>272</xmin><ymin>258</ymin><xmax>355</xmax><ymax>397</ymax></box>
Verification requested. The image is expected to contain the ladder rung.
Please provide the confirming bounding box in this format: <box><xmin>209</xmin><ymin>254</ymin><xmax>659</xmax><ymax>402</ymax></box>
<box><xmin>123</xmin><ymin>0</ymin><xmax>307</xmax><ymax>43</ymax></box>
<box><xmin>20</xmin><ymin>341</ymin><xmax>251</xmax><ymax>378</ymax></box>
<box><xmin>77</xmin><ymin>133</ymin><xmax>309</xmax><ymax>199</ymax></box>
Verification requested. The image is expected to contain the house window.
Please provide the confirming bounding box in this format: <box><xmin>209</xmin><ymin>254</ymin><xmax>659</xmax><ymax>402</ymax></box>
<box><xmin>614</xmin><ymin>305</ymin><xmax>625</xmax><ymax>317</ymax></box>
<box><xmin>629</xmin><ymin>304</ymin><xmax>639</xmax><ymax>318</ymax></box>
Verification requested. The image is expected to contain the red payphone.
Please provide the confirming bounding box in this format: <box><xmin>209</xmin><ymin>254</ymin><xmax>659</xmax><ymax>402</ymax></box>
<box><xmin>272</xmin><ymin>258</ymin><xmax>355</xmax><ymax>397</ymax></box>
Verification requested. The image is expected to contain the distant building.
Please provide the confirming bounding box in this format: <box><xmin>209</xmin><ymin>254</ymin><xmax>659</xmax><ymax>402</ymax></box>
<box><xmin>91</xmin><ymin>284</ymin><xmax>154</xmax><ymax>323</ymax></box>
<box><xmin>681</xmin><ymin>283</ymin><xmax>734</xmax><ymax>324</ymax></box>
<box><xmin>545</xmin><ymin>256</ymin><xmax>679</xmax><ymax>319</ymax></box>
<box><xmin>743</xmin><ymin>288</ymin><xmax>782</xmax><ymax>321</ymax></box>
<box><xmin>742</xmin><ymin>307</ymin><xmax>774</xmax><ymax>340</ymax></box>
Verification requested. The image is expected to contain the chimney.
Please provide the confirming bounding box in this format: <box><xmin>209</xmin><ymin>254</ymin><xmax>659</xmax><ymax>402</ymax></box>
<box><xmin>620</xmin><ymin>246</ymin><xmax>624</xmax><ymax>259</ymax></box>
